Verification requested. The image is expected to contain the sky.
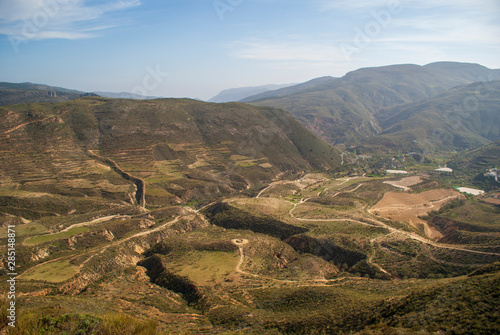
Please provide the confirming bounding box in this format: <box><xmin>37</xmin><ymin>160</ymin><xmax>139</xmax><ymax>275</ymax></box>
<box><xmin>0</xmin><ymin>0</ymin><xmax>499</xmax><ymax>100</ymax></box>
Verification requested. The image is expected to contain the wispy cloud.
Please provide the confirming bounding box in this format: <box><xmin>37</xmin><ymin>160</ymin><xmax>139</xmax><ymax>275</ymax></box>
<box><xmin>0</xmin><ymin>0</ymin><xmax>141</xmax><ymax>40</ymax></box>
<box><xmin>316</xmin><ymin>0</ymin><xmax>396</xmax><ymax>11</ymax></box>
<box><xmin>316</xmin><ymin>0</ymin><xmax>499</xmax><ymax>11</ymax></box>
<box><xmin>315</xmin><ymin>0</ymin><xmax>500</xmax><ymax>63</ymax></box>
<box><xmin>230</xmin><ymin>39</ymin><xmax>346</xmax><ymax>62</ymax></box>
<box><xmin>390</xmin><ymin>16</ymin><xmax>500</xmax><ymax>45</ymax></box>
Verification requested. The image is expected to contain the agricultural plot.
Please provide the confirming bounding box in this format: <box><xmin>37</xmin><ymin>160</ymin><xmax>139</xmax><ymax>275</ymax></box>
<box><xmin>370</xmin><ymin>189</ymin><xmax>462</xmax><ymax>236</ymax></box>
<box><xmin>21</xmin><ymin>260</ymin><xmax>79</xmax><ymax>283</ymax></box>
<box><xmin>384</xmin><ymin>176</ymin><xmax>423</xmax><ymax>191</ymax></box>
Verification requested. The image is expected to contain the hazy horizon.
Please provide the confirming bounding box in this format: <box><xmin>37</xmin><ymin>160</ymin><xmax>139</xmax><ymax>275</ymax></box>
<box><xmin>1</xmin><ymin>0</ymin><xmax>499</xmax><ymax>100</ymax></box>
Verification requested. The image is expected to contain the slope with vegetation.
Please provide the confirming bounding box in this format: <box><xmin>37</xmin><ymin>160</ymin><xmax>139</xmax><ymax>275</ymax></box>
<box><xmin>245</xmin><ymin>62</ymin><xmax>500</xmax><ymax>148</ymax></box>
<box><xmin>0</xmin><ymin>76</ymin><xmax>499</xmax><ymax>334</ymax></box>
<box><xmin>0</xmin><ymin>82</ymin><xmax>95</xmax><ymax>106</ymax></box>
<box><xmin>208</xmin><ymin>83</ymin><xmax>295</xmax><ymax>103</ymax></box>
<box><xmin>359</xmin><ymin>81</ymin><xmax>500</xmax><ymax>153</ymax></box>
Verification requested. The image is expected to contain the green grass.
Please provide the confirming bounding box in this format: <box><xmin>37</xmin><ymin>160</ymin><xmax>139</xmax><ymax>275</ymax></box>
<box><xmin>292</xmin><ymin>202</ymin><xmax>357</xmax><ymax>219</ymax></box>
<box><xmin>23</xmin><ymin>226</ymin><xmax>89</xmax><ymax>246</ymax></box>
<box><xmin>230</xmin><ymin>198</ymin><xmax>294</xmax><ymax>217</ymax></box>
<box><xmin>0</xmin><ymin>223</ymin><xmax>48</xmax><ymax>238</ymax></box>
<box><xmin>230</xmin><ymin>155</ymin><xmax>264</xmax><ymax>167</ymax></box>
<box><xmin>155</xmin><ymin>160</ymin><xmax>183</xmax><ymax>173</ymax></box>
<box><xmin>146</xmin><ymin>187</ymin><xmax>175</xmax><ymax>197</ymax></box>
<box><xmin>444</xmin><ymin>200</ymin><xmax>500</xmax><ymax>229</ymax></box>
<box><xmin>21</xmin><ymin>260</ymin><xmax>79</xmax><ymax>282</ymax></box>
<box><xmin>168</xmin><ymin>250</ymin><xmax>238</xmax><ymax>286</ymax></box>
<box><xmin>301</xmin><ymin>220</ymin><xmax>389</xmax><ymax>238</ymax></box>
<box><xmin>145</xmin><ymin>172</ymin><xmax>185</xmax><ymax>184</ymax></box>
<box><xmin>0</xmin><ymin>188</ymin><xmax>52</xmax><ymax>198</ymax></box>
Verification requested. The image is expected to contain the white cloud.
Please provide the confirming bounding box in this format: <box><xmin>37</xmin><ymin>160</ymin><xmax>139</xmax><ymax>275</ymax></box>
<box><xmin>35</xmin><ymin>30</ymin><xmax>93</xmax><ymax>39</ymax></box>
<box><xmin>316</xmin><ymin>0</ymin><xmax>405</xmax><ymax>12</ymax></box>
<box><xmin>230</xmin><ymin>39</ymin><xmax>346</xmax><ymax>62</ymax></box>
<box><xmin>0</xmin><ymin>0</ymin><xmax>140</xmax><ymax>40</ymax></box>
<box><xmin>316</xmin><ymin>0</ymin><xmax>499</xmax><ymax>12</ymax></box>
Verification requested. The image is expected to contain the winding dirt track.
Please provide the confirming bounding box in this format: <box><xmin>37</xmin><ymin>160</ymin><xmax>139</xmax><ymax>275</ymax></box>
<box><xmin>1</xmin><ymin>116</ymin><xmax>56</xmax><ymax>135</ymax></box>
<box><xmin>21</xmin><ymin>174</ymin><xmax>500</xmax><ymax>287</ymax></box>
<box><xmin>285</xmin><ymin>182</ymin><xmax>500</xmax><ymax>257</ymax></box>
<box><xmin>80</xmin><ymin>215</ymin><xmax>182</xmax><ymax>266</ymax></box>
<box><xmin>230</xmin><ymin>239</ymin><xmax>367</xmax><ymax>285</ymax></box>
<box><xmin>22</xmin><ymin>215</ymin><xmax>184</xmax><ymax>277</ymax></box>
<box><xmin>252</xmin><ymin>176</ymin><xmax>500</xmax><ymax>278</ymax></box>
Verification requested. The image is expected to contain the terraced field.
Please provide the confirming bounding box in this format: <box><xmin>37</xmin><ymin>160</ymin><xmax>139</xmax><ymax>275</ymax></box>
<box><xmin>1</xmin><ymin>98</ymin><xmax>499</xmax><ymax>334</ymax></box>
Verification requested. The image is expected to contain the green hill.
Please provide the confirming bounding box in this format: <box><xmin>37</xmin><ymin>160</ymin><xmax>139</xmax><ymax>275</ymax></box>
<box><xmin>359</xmin><ymin>81</ymin><xmax>500</xmax><ymax>153</ymax></box>
<box><xmin>245</xmin><ymin>62</ymin><xmax>500</xmax><ymax>146</ymax></box>
<box><xmin>0</xmin><ymin>97</ymin><xmax>341</xmax><ymax>210</ymax></box>
<box><xmin>0</xmin><ymin>82</ymin><xmax>93</xmax><ymax>106</ymax></box>
<box><xmin>449</xmin><ymin>140</ymin><xmax>500</xmax><ymax>171</ymax></box>
<box><xmin>240</xmin><ymin>76</ymin><xmax>337</xmax><ymax>102</ymax></box>
<box><xmin>444</xmin><ymin>141</ymin><xmax>500</xmax><ymax>190</ymax></box>
<box><xmin>352</xmin><ymin>269</ymin><xmax>500</xmax><ymax>334</ymax></box>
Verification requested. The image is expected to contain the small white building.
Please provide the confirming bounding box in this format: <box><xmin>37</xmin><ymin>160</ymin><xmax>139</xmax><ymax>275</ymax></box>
<box><xmin>485</xmin><ymin>169</ymin><xmax>499</xmax><ymax>182</ymax></box>
<box><xmin>456</xmin><ymin>187</ymin><xmax>485</xmax><ymax>196</ymax></box>
<box><xmin>435</xmin><ymin>167</ymin><xmax>453</xmax><ymax>173</ymax></box>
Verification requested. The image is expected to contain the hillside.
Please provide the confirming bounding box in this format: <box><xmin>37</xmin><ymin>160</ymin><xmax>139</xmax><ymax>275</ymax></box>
<box><xmin>0</xmin><ymin>82</ymin><xmax>94</xmax><ymax>106</ymax></box>
<box><xmin>209</xmin><ymin>83</ymin><xmax>295</xmax><ymax>103</ymax></box>
<box><xmin>0</xmin><ymin>97</ymin><xmax>498</xmax><ymax>333</ymax></box>
<box><xmin>246</xmin><ymin>62</ymin><xmax>500</xmax><ymax>146</ymax></box>
<box><xmin>93</xmin><ymin>91</ymin><xmax>163</xmax><ymax>100</ymax></box>
<box><xmin>449</xmin><ymin>140</ymin><xmax>500</xmax><ymax>171</ymax></box>
<box><xmin>358</xmin><ymin>81</ymin><xmax>500</xmax><ymax>153</ymax></box>
<box><xmin>1</xmin><ymin>75</ymin><xmax>499</xmax><ymax>334</ymax></box>
<box><xmin>0</xmin><ymin>97</ymin><xmax>341</xmax><ymax>210</ymax></box>
<box><xmin>445</xmin><ymin>141</ymin><xmax>500</xmax><ymax>190</ymax></box>
<box><xmin>352</xmin><ymin>269</ymin><xmax>500</xmax><ymax>334</ymax></box>
<box><xmin>240</xmin><ymin>76</ymin><xmax>336</xmax><ymax>102</ymax></box>
<box><xmin>1</xmin><ymin>164</ymin><xmax>499</xmax><ymax>333</ymax></box>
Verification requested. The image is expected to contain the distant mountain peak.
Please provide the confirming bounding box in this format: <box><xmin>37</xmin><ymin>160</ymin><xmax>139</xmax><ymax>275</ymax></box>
<box><xmin>208</xmin><ymin>83</ymin><xmax>296</xmax><ymax>103</ymax></box>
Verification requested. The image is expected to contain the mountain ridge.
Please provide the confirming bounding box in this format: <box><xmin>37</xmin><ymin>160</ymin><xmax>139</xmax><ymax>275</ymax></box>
<box><xmin>244</xmin><ymin>62</ymin><xmax>500</xmax><ymax>147</ymax></box>
<box><xmin>358</xmin><ymin>81</ymin><xmax>500</xmax><ymax>153</ymax></box>
<box><xmin>208</xmin><ymin>83</ymin><xmax>296</xmax><ymax>103</ymax></box>
<box><xmin>0</xmin><ymin>97</ymin><xmax>341</xmax><ymax>209</ymax></box>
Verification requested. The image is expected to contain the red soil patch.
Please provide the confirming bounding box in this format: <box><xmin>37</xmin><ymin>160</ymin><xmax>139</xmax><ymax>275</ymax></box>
<box><xmin>484</xmin><ymin>198</ymin><xmax>500</xmax><ymax>206</ymax></box>
<box><xmin>370</xmin><ymin>189</ymin><xmax>463</xmax><ymax>238</ymax></box>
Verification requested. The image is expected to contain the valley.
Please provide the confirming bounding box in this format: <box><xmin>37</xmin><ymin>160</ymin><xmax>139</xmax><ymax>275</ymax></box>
<box><xmin>0</xmin><ymin>63</ymin><xmax>499</xmax><ymax>334</ymax></box>
<box><xmin>2</xmin><ymin>161</ymin><xmax>499</xmax><ymax>333</ymax></box>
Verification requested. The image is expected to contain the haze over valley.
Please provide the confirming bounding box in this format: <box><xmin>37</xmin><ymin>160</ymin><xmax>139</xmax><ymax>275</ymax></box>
<box><xmin>0</xmin><ymin>1</ymin><xmax>499</xmax><ymax>334</ymax></box>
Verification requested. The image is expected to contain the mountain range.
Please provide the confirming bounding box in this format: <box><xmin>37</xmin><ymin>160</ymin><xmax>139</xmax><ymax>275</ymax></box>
<box><xmin>241</xmin><ymin>62</ymin><xmax>500</xmax><ymax>151</ymax></box>
<box><xmin>0</xmin><ymin>82</ymin><xmax>92</xmax><ymax>106</ymax></box>
<box><xmin>358</xmin><ymin>80</ymin><xmax>500</xmax><ymax>153</ymax></box>
<box><xmin>0</xmin><ymin>82</ymin><xmax>163</xmax><ymax>106</ymax></box>
<box><xmin>1</xmin><ymin>62</ymin><xmax>499</xmax><ymax>334</ymax></box>
<box><xmin>208</xmin><ymin>83</ymin><xmax>296</xmax><ymax>103</ymax></box>
<box><xmin>6</xmin><ymin>62</ymin><xmax>499</xmax><ymax>156</ymax></box>
<box><xmin>93</xmin><ymin>91</ymin><xmax>163</xmax><ymax>100</ymax></box>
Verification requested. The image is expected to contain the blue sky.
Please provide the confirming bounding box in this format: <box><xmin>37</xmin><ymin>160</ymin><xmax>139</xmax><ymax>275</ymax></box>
<box><xmin>0</xmin><ymin>0</ymin><xmax>499</xmax><ymax>100</ymax></box>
